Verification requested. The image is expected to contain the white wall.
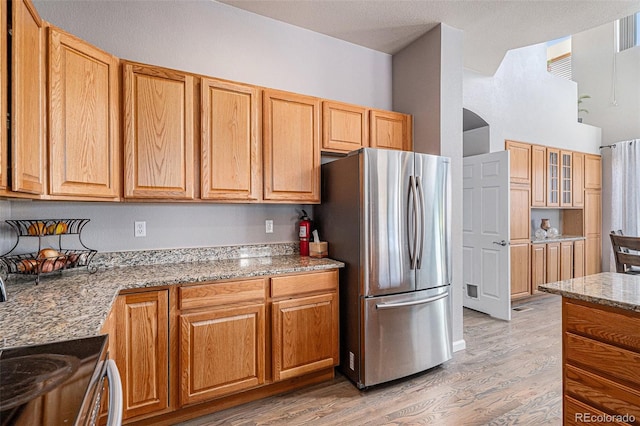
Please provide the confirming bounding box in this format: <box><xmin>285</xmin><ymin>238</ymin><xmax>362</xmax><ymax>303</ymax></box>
<box><xmin>10</xmin><ymin>1</ymin><xmax>392</xmax><ymax>253</ymax></box>
<box><xmin>392</xmin><ymin>24</ymin><xmax>466</xmax><ymax>352</ymax></box>
<box><xmin>464</xmin><ymin>43</ymin><xmax>601</xmax><ymax>155</ymax></box>
<box><xmin>572</xmin><ymin>22</ymin><xmax>640</xmax><ymax>271</ymax></box>
<box><xmin>463</xmin><ymin>126</ymin><xmax>490</xmax><ymax>157</ymax></box>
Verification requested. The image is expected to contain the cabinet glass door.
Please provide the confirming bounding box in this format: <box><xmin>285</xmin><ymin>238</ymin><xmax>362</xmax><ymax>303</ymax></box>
<box><xmin>561</xmin><ymin>152</ymin><xmax>572</xmax><ymax>206</ymax></box>
<box><xmin>547</xmin><ymin>150</ymin><xmax>559</xmax><ymax>206</ymax></box>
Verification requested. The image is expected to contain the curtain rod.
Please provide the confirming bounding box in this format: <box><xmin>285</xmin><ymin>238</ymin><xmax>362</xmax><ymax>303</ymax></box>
<box><xmin>599</xmin><ymin>143</ymin><xmax>617</xmax><ymax>149</ymax></box>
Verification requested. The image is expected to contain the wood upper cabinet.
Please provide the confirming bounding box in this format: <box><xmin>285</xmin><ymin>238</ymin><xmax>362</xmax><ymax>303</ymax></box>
<box><xmin>123</xmin><ymin>62</ymin><xmax>196</xmax><ymax>199</ymax></box>
<box><xmin>263</xmin><ymin>89</ymin><xmax>320</xmax><ymax>203</ymax></box>
<box><xmin>200</xmin><ymin>78</ymin><xmax>260</xmax><ymax>201</ymax></box>
<box><xmin>11</xmin><ymin>0</ymin><xmax>46</xmax><ymax>195</ymax></box>
<box><xmin>584</xmin><ymin>154</ymin><xmax>601</xmax><ymax>189</ymax></box>
<box><xmin>322</xmin><ymin>101</ymin><xmax>368</xmax><ymax>153</ymax></box>
<box><xmin>271</xmin><ymin>271</ymin><xmax>339</xmax><ymax>381</ymax></box>
<box><xmin>560</xmin><ymin>151</ymin><xmax>572</xmax><ymax>207</ymax></box>
<box><xmin>178</xmin><ymin>278</ymin><xmax>266</xmax><ymax>406</ymax></box>
<box><xmin>0</xmin><ymin>1</ymin><xmax>7</xmax><ymax>191</ymax></box>
<box><xmin>510</xmin><ymin>185</ymin><xmax>530</xmax><ymax>241</ymax></box>
<box><xmin>115</xmin><ymin>290</ymin><xmax>169</xmax><ymax>420</ymax></box>
<box><xmin>531</xmin><ymin>145</ymin><xmax>546</xmax><ymax>207</ymax></box>
<box><xmin>48</xmin><ymin>27</ymin><xmax>120</xmax><ymax>199</ymax></box>
<box><xmin>547</xmin><ymin>147</ymin><xmax>560</xmax><ymax>207</ymax></box>
<box><xmin>369</xmin><ymin>109</ymin><xmax>412</xmax><ymax>151</ymax></box>
<box><xmin>572</xmin><ymin>152</ymin><xmax>584</xmax><ymax>207</ymax></box>
<box><xmin>505</xmin><ymin>140</ymin><xmax>531</xmax><ymax>184</ymax></box>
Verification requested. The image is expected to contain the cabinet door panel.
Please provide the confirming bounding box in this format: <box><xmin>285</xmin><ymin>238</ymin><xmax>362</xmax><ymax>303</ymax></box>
<box><xmin>560</xmin><ymin>241</ymin><xmax>574</xmax><ymax>280</ymax></box>
<box><xmin>547</xmin><ymin>148</ymin><xmax>560</xmax><ymax>207</ymax></box>
<box><xmin>585</xmin><ymin>236</ymin><xmax>602</xmax><ymax>276</ymax></box>
<box><xmin>560</xmin><ymin>151</ymin><xmax>572</xmax><ymax>207</ymax></box>
<box><xmin>546</xmin><ymin>242</ymin><xmax>560</xmax><ymax>283</ymax></box>
<box><xmin>116</xmin><ymin>291</ymin><xmax>169</xmax><ymax>419</ymax></box>
<box><xmin>531</xmin><ymin>145</ymin><xmax>546</xmax><ymax>207</ymax></box>
<box><xmin>201</xmin><ymin>78</ymin><xmax>260</xmax><ymax>201</ymax></box>
<box><xmin>180</xmin><ymin>304</ymin><xmax>265</xmax><ymax>406</ymax></box>
<box><xmin>505</xmin><ymin>140</ymin><xmax>530</xmax><ymax>184</ymax></box>
<box><xmin>272</xmin><ymin>292</ymin><xmax>339</xmax><ymax>381</ymax></box>
<box><xmin>12</xmin><ymin>0</ymin><xmax>46</xmax><ymax>195</ymax></box>
<box><xmin>48</xmin><ymin>27</ymin><xmax>120</xmax><ymax>198</ymax></box>
<box><xmin>531</xmin><ymin>244</ymin><xmax>546</xmax><ymax>293</ymax></box>
<box><xmin>510</xmin><ymin>243</ymin><xmax>530</xmax><ymax>299</ymax></box>
<box><xmin>369</xmin><ymin>110</ymin><xmax>411</xmax><ymax>151</ymax></box>
<box><xmin>572</xmin><ymin>152</ymin><xmax>584</xmax><ymax>207</ymax></box>
<box><xmin>573</xmin><ymin>239</ymin><xmax>585</xmax><ymax>278</ymax></box>
<box><xmin>322</xmin><ymin>101</ymin><xmax>368</xmax><ymax>153</ymax></box>
<box><xmin>510</xmin><ymin>185</ymin><xmax>530</xmax><ymax>240</ymax></box>
<box><xmin>584</xmin><ymin>154</ymin><xmax>601</xmax><ymax>189</ymax></box>
<box><xmin>124</xmin><ymin>63</ymin><xmax>195</xmax><ymax>199</ymax></box>
<box><xmin>263</xmin><ymin>90</ymin><xmax>320</xmax><ymax>202</ymax></box>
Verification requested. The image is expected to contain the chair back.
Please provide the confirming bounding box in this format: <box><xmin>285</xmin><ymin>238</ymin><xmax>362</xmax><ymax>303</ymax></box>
<box><xmin>609</xmin><ymin>232</ymin><xmax>640</xmax><ymax>274</ymax></box>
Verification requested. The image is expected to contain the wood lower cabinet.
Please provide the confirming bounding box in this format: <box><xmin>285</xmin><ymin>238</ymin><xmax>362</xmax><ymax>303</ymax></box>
<box><xmin>107</xmin><ymin>270</ymin><xmax>339</xmax><ymax>424</ymax></box>
<box><xmin>115</xmin><ymin>290</ymin><xmax>169</xmax><ymax>420</ymax></box>
<box><xmin>510</xmin><ymin>185</ymin><xmax>530</xmax><ymax>240</ymax></box>
<box><xmin>200</xmin><ymin>78</ymin><xmax>260</xmax><ymax>201</ymax></box>
<box><xmin>11</xmin><ymin>0</ymin><xmax>46</xmax><ymax>195</ymax></box>
<box><xmin>560</xmin><ymin>241</ymin><xmax>574</xmax><ymax>280</ymax></box>
<box><xmin>322</xmin><ymin>100</ymin><xmax>368</xmax><ymax>153</ymax></box>
<box><xmin>123</xmin><ymin>62</ymin><xmax>196</xmax><ymax>199</ymax></box>
<box><xmin>272</xmin><ymin>292</ymin><xmax>339</xmax><ymax>381</ymax></box>
<box><xmin>178</xmin><ymin>278</ymin><xmax>266</xmax><ymax>406</ymax></box>
<box><xmin>369</xmin><ymin>109</ymin><xmax>412</xmax><ymax>151</ymax></box>
<box><xmin>48</xmin><ymin>26</ymin><xmax>120</xmax><ymax>199</ymax></box>
<box><xmin>510</xmin><ymin>243</ymin><xmax>530</xmax><ymax>299</ymax></box>
<box><xmin>263</xmin><ymin>89</ymin><xmax>320</xmax><ymax>203</ymax></box>
<box><xmin>531</xmin><ymin>244</ymin><xmax>546</xmax><ymax>294</ymax></box>
<box><xmin>546</xmin><ymin>242</ymin><xmax>560</xmax><ymax>283</ymax></box>
<box><xmin>585</xmin><ymin>189</ymin><xmax>602</xmax><ymax>275</ymax></box>
<box><xmin>562</xmin><ymin>298</ymin><xmax>640</xmax><ymax>424</ymax></box>
<box><xmin>573</xmin><ymin>239</ymin><xmax>585</xmax><ymax>278</ymax></box>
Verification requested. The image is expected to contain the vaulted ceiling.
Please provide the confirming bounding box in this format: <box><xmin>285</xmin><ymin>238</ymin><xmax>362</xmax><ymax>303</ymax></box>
<box><xmin>219</xmin><ymin>0</ymin><xmax>640</xmax><ymax>75</ymax></box>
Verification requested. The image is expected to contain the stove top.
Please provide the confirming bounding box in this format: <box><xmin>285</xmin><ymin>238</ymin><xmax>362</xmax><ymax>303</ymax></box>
<box><xmin>0</xmin><ymin>335</ymin><xmax>108</xmax><ymax>426</ymax></box>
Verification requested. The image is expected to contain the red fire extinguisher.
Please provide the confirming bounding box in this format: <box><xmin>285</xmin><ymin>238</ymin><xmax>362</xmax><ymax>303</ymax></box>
<box><xmin>299</xmin><ymin>210</ymin><xmax>311</xmax><ymax>256</ymax></box>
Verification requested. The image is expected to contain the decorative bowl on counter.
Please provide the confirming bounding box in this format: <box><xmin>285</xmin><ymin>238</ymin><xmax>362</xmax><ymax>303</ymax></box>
<box><xmin>547</xmin><ymin>227</ymin><xmax>559</xmax><ymax>238</ymax></box>
<box><xmin>534</xmin><ymin>229</ymin><xmax>547</xmax><ymax>240</ymax></box>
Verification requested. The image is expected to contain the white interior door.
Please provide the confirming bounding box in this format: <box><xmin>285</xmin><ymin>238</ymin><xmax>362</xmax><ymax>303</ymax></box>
<box><xmin>462</xmin><ymin>151</ymin><xmax>511</xmax><ymax>320</ymax></box>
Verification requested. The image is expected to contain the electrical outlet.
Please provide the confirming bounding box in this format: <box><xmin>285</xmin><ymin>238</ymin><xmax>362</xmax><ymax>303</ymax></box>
<box><xmin>265</xmin><ymin>220</ymin><xmax>274</xmax><ymax>234</ymax></box>
<box><xmin>134</xmin><ymin>221</ymin><xmax>146</xmax><ymax>237</ymax></box>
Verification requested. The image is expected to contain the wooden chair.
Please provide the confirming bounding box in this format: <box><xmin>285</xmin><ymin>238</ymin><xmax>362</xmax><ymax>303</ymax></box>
<box><xmin>609</xmin><ymin>231</ymin><xmax>640</xmax><ymax>274</ymax></box>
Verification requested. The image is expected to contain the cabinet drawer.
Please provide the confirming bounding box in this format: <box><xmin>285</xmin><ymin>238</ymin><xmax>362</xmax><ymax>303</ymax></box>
<box><xmin>565</xmin><ymin>364</ymin><xmax>640</xmax><ymax>422</ymax></box>
<box><xmin>565</xmin><ymin>332</ymin><xmax>640</xmax><ymax>388</ymax></box>
<box><xmin>565</xmin><ymin>299</ymin><xmax>640</xmax><ymax>352</ymax></box>
<box><xmin>271</xmin><ymin>270</ymin><xmax>338</xmax><ymax>299</ymax></box>
<box><xmin>179</xmin><ymin>278</ymin><xmax>266</xmax><ymax>310</ymax></box>
<box><xmin>564</xmin><ymin>396</ymin><xmax>629</xmax><ymax>426</ymax></box>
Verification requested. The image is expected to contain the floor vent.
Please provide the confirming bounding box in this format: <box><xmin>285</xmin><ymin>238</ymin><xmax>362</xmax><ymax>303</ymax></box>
<box><xmin>512</xmin><ymin>306</ymin><xmax>533</xmax><ymax>312</ymax></box>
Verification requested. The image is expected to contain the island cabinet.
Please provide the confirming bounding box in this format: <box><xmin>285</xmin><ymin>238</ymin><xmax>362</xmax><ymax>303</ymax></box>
<box><xmin>48</xmin><ymin>26</ymin><xmax>120</xmax><ymax>200</ymax></box>
<box><xmin>369</xmin><ymin>109</ymin><xmax>412</xmax><ymax>151</ymax></box>
<box><xmin>109</xmin><ymin>269</ymin><xmax>339</xmax><ymax>425</ymax></box>
<box><xmin>200</xmin><ymin>78</ymin><xmax>260</xmax><ymax>201</ymax></box>
<box><xmin>562</xmin><ymin>298</ymin><xmax>640</xmax><ymax>424</ymax></box>
<box><xmin>263</xmin><ymin>89</ymin><xmax>321</xmax><ymax>203</ymax></box>
<box><xmin>0</xmin><ymin>1</ymin><xmax>7</xmax><ymax>191</ymax></box>
<box><xmin>9</xmin><ymin>0</ymin><xmax>46</xmax><ymax>195</ymax></box>
<box><xmin>123</xmin><ymin>61</ymin><xmax>197</xmax><ymax>199</ymax></box>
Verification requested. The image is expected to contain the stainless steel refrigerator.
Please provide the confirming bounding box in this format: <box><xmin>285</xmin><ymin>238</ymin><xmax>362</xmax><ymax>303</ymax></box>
<box><xmin>316</xmin><ymin>147</ymin><xmax>452</xmax><ymax>388</ymax></box>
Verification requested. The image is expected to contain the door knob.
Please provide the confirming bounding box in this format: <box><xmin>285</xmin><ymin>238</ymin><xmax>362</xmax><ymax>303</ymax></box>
<box><xmin>493</xmin><ymin>240</ymin><xmax>507</xmax><ymax>247</ymax></box>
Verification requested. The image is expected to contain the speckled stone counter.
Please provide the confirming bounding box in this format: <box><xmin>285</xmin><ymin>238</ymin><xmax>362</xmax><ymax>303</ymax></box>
<box><xmin>0</xmin><ymin>253</ymin><xmax>343</xmax><ymax>349</ymax></box>
<box><xmin>538</xmin><ymin>272</ymin><xmax>640</xmax><ymax>312</ymax></box>
<box><xmin>530</xmin><ymin>235</ymin><xmax>585</xmax><ymax>244</ymax></box>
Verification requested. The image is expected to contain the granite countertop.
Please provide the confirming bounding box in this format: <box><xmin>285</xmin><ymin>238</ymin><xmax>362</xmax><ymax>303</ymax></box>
<box><xmin>538</xmin><ymin>272</ymin><xmax>640</xmax><ymax>312</ymax></box>
<box><xmin>530</xmin><ymin>235</ymin><xmax>586</xmax><ymax>244</ymax></box>
<box><xmin>0</xmin><ymin>255</ymin><xmax>344</xmax><ymax>349</ymax></box>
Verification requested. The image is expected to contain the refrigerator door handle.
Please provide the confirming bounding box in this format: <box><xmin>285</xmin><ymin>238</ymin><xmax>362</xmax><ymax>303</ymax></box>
<box><xmin>415</xmin><ymin>177</ymin><xmax>426</xmax><ymax>269</ymax></box>
<box><xmin>375</xmin><ymin>292</ymin><xmax>448</xmax><ymax>309</ymax></box>
<box><xmin>408</xmin><ymin>176</ymin><xmax>418</xmax><ymax>269</ymax></box>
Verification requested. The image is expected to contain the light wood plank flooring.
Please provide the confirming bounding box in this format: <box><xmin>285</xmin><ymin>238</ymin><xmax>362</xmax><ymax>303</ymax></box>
<box><xmin>180</xmin><ymin>295</ymin><xmax>562</xmax><ymax>425</ymax></box>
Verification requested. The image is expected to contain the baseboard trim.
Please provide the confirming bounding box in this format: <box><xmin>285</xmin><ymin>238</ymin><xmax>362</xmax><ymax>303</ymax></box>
<box><xmin>453</xmin><ymin>339</ymin><xmax>466</xmax><ymax>352</ymax></box>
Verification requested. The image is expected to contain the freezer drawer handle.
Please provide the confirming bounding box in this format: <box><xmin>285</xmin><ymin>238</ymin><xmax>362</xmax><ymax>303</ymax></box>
<box><xmin>375</xmin><ymin>292</ymin><xmax>448</xmax><ymax>310</ymax></box>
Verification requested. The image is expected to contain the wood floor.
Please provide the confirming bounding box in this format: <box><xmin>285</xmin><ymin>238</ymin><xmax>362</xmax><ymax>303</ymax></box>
<box><xmin>180</xmin><ymin>295</ymin><xmax>562</xmax><ymax>426</ymax></box>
